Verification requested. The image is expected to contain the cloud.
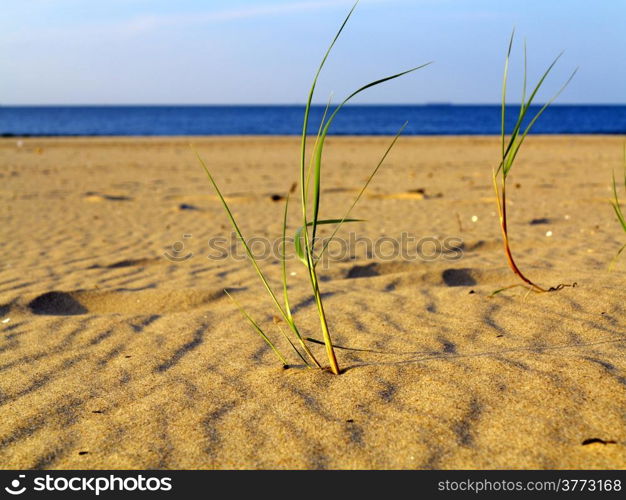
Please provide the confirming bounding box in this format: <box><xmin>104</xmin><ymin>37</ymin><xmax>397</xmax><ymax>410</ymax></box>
<box><xmin>1</xmin><ymin>0</ymin><xmax>395</xmax><ymax>43</ymax></box>
<box><xmin>125</xmin><ymin>0</ymin><xmax>393</xmax><ymax>32</ymax></box>
<box><xmin>193</xmin><ymin>1</ymin><xmax>357</xmax><ymax>22</ymax></box>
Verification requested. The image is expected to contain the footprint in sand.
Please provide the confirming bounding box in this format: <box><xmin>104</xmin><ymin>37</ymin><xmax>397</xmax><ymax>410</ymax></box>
<box><xmin>26</xmin><ymin>288</ymin><xmax>232</xmax><ymax>316</ymax></box>
<box><xmin>367</xmin><ymin>188</ymin><xmax>443</xmax><ymax>200</ymax></box>
<box><xmin>83</xmin><ymin>192</ymin><xmax>133</xmax><ymax>202</ymax></box>
<box><xmin>343</xmin><ymin>262</ymin><xmax>512</xmax><ymax>290</ymax></box>
<box><xmin>87</xmin><ymin>257</ymin><xmax>161</xmax><ymax>270</ymax></box>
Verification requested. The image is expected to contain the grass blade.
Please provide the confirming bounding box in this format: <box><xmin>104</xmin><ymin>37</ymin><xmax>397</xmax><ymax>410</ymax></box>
<box><xmin>295</xmin><ymin>219</ymin><xmax>363</xmax><ymax>265</ymax></box>
<box><xmin>497</xmin><ymin>36</ymin><xmax>567</xmax><ymax>177</ymax></box>
<box><xmin>505</xmin><ymin>67</ymin><xmax>578</xmax><ymax>174</ymax></box>
<box><xmin>196</xmin><ymin>148</ymin><xmax>320</xmax><ymax>367</ymax></box>
<box><xmin>305</xmin><ymin>93</ymin><xmax>333</xmax><ymax>203</ymax></box>
<box><xmin>611</xmin><ymin>148</ymin><xmax>626</xmax><ymax>232</ymax></box>
<box><xmin>310</xmin><ymin>63</ymin><xmax>432</xmax><ymax>244</ymax></box>
<box><xmin>225</xmin><ymin>291</ymin><xmax>288</xmax><ymax>367</ymax></box>
<box><xmin>501</xmin><ymin>28</ymin><xmax>515</xmax><ymax>162</ymax></box>
<box><xmin>608</xmin><ymin>243</ymin><xmax>626</xmax><ymax>271</ymax></box>
<box><xmin>298</xmin><ymin>1</ymin><xmax>362</xmax><ymax>375</ymax></box>
<box><xmin>274</xmin><ymin>320</ymin><xmax>309</xmax><ymax>367</ymax></box>
<box><xmin>316</xmin><ymin>121</ymin><xmax>408</xmax><ymax>264</ymax></box>
<box><xmin>295</xmin><ymin>0</ymin><xmax>429</xmax><ymax>374</ymax></box>
<box><xmin>493</xmin><ymin>31</ymin><xmax>576</xmax><ymax>293</ymax></box>
<box><xmin>609</xmin><ymin>143</ymin><xmax>626</xmax><ymax>271</ymax></box>
<box><xmin>195</xmin><ymin>149</ymin><xmax>287</xmax><ymax>318</ymax></box>
<box><xmin>280</xmin><ymin>194</ymin><xmax>322</xmax><ymax>368</ymax></box>
<box><xmin>300</xmin><ymin>0</ymin><xmax>360</xmax><ymax>211</ymax></box>
<box><xmin>281</xmin><ymin>194</ymin><xmax>292</xmax><ymax>313</ymax></box>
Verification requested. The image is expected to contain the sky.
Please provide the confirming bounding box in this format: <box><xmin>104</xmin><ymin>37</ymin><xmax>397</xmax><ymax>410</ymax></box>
<box><xmin>1</xmin><ymin>0</ymin><xmax>624</xmax><ymax>105</ymax></box>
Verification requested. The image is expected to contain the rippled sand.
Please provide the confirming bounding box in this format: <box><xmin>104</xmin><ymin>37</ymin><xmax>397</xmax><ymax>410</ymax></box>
<box><xmin>0</xmin><ymin>135</ymin><xmax>625</xmax><ymax>469</ymax></box>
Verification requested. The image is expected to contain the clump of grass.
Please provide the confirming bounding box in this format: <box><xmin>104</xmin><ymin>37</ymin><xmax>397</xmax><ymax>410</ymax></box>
<box><xmin>609</xmin><ymin>143</ymin><xmax>626</xmax><ymax>270</ymax></box>
<box><xmin>493</xmin><ymin>30</ymin><xmax>577</xmax><ymax>294</ymax></box>
<box><xmin>196</xmin><ymin>0</ymin><xmax>429</xmax><ymax>373</ymax></box>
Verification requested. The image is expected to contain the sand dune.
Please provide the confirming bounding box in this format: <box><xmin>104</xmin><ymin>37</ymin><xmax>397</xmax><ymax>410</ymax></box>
<box><xmin>0</xmin><ymin>135</ymin><xmax>625</xmax><ymax>469</ymax></box>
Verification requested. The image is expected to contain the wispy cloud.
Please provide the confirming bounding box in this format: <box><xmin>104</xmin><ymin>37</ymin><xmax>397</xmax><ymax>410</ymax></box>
<box><xmin>193</xmin><ymin>1</ymin><xmax>358</xmax><ymax>22</ymax></box>
<box><xmin>126</xmin><ymin>0</ymin><xmax>393</xmax><ymax>32</ymax></box>
<box><xmin>2</xmin><ymin>0</ymin><xmax>395</xmax><ymax>43</ymax></box>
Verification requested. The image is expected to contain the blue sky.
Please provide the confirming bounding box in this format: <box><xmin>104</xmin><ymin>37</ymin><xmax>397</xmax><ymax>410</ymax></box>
<box><xmin>1</xmin><ymin>0</ymin><xmax>624</xmax><ymax>104</ymax></box>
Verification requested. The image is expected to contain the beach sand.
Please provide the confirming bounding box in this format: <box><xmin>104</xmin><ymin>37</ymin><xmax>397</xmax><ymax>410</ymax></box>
<box><xmin>0</xmin><ymin>135</ymin><xmax>625</xmax><ymax>469</ymax></box>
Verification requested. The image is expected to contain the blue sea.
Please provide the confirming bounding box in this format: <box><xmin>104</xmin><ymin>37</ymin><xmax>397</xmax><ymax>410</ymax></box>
<box><xmin>0</xmin><ymin>105</ymin><xmax>625</xmax><ymax>136</ymax></box>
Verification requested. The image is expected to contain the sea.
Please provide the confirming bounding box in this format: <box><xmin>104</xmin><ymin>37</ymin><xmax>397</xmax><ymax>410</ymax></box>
<box><xmin>0</xmin><ymin>105</ymin><xmax>625</xmax><ymax>136</ymax></box>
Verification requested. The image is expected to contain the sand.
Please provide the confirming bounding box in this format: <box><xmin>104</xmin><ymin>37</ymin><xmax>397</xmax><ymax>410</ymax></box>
<box><xmin>0</xmin><ymin>135</ymin><xmax>625</xmax><ymax>469</ymax></box>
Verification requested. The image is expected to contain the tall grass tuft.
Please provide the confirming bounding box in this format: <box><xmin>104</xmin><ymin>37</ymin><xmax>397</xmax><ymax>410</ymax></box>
<box><xmin>493</xmin><ymin>30</ymin><xmax>577</xmax><ymax>294</ymax></box>
<box><xmin>196</xmin><ymin>0</ymin><xmax>430</xmax><ymax>373</ymax></box>
<box><xmin>609</xmin><ymin>143</ymin><xmax>626</xmax><ymax>270</ymax></box>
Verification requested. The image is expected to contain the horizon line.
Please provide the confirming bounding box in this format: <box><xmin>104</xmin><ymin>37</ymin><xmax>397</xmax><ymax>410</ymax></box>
<box><xmin>2</xmin><ymin>102</ymin><xmax>625</xmax><ymax>107</ymax></box>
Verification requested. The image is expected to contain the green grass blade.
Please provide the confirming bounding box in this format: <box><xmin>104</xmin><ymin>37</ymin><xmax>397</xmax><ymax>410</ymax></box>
<box><xmin>310</xmin><ymin>62</ymin><xmax>432</xmax><ymax>243</ymax></box>
<box><xmin>498</xmin><ymin>51</ymin><xmax>566</xmax><ymax>177</ymax></box>
<box><xmin>501</xmin><ymin>28</ymin><xmax>515</xmax><ymax>163</ymax></box>
<box><xmin>520</xmin><ymin>51</ymin><xmax>564</xmax><ymax>110</ymax></box>
<box><xmin>609</xmin><ymin>143</ymin><xmax>626</xmax><ymax>271</ymax></box>
<box><xmin>274</xmin><ymin>321</ymin><xmax>309</xmax><ymax>366</ymax></box>
<box><xmin>194</xmin><ymin>149</ymin><xmax>287</xmax><ymax>319</ymax></box>
<box><xmin>505</xmin><ymin>67</ymin><xmax>578</xmax><ymax>174</ymax></box>
<box><xmin>301</xmin><ymin>0</ymin><xmax>360</xmax><ymax>218</ymax></box>
<box><xmin>624</xmin><ymin>142</ymin><xmax>626</xmax><ymax>191</ymax></box>
<box><xmin>315</xmin><ymin>121</ymin><xmax>408</xmax><ymax>264</ymax></box>
<box><xmin>293</xmin><ymin>0</ymin><xmax>427</xmax><ymax>375</ymax></box>
<box><xmin>281</xmin><ymin>194</ymin><xmax>294</xmax><ymax>315</ymax></box>
<box><xmin>521</xmin><ymin>39</ymin><xmax>527</xmax><ymax>114</ymax></box>
<box><xmin>612</xmin><ymin>201</ymin><xmax>626</xmax><ymax>232</ymax></box>
<box><xmin>297</xmin><ymin>4</ymin><xmax>361</xmax><ymax>371</ymax></box>
<box><xmin>197</xmin><ymin>148</ymin><xmax>321</xmax><ymax>368</ymax></box>
<box><xmin>305</xmin><ymin>93</ymin><xmax>333</xmax><ymax>204</ymax></box>
<box><xmin>608</xmin><ymin>242</ymin><xmax>626</xmax><ymax>271</ymax></box>
<box><xmin>494</xmin><ymin>31</ymin><xmax>577</xmax><ymax>293</ymax></box>
<box><xmin>295</xmin><ymin>218</ymin><xmax>363</xmax><ymax>265</ymax></box>
<box><xmin>615</xmin><ymin>142</ymin><xmax>626</xmax><ymax>233</ymax></box>
<box><xmin>279</xmin><ymin>193</ymin><xmax>321</xmax><ymax>368</ymax></box>
<box><xmin>509</xmin><ymin>37</ymin><xmax>528</xmax><ymax>141</ymax></box>
<box><xmin>225</xmin><ymin>290</ymin><xmax>288</xmax><ymax>367</ymax></box>
<box><xmin>612</xmin><ymin>172</ymin><xmax>626</xmax><ymax>232</ymax></box>
<box><xmin>294</xmin><ymin>225</ymin><xmax>308</xmax><ymax>266</ymax></box>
